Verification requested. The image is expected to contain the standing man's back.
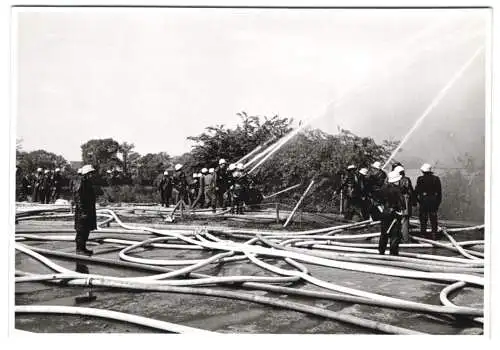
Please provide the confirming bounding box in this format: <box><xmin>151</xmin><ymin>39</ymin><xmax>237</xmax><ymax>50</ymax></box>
<box><xmin>414</xmin><ymin>163</ymin><xmax>442</xmax><ymax>239</ymax></box>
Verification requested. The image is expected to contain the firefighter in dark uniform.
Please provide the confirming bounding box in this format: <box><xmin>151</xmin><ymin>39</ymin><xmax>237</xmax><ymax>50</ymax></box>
<box><xmin>414</xmin><ymin>163</ymin><xmax>442</xmax><ymax>240</ymax></box>
<box><xmin>394</xmin><ymin>165</ymin><xmax>415</xmax><ymax>243</ymax></box>
<box><xmin>50</xmin><ymin>168</ymin><xmax>62</xmax><ymax>202</ymax></box>
<box><xmin>378</xmin><ymin>170</ymin><xmax>406</xmax><ymax>256</ymax></box>
<box><xmin>191</xmin><ymin>170</ymin><xmax>205</xmax><ymax>209</ymax></box>
<box><xmin>358</xmin><ymin>168</ymin><xmax>371</xmax><ymax>220</ymax></box>
<box><xmin>159</xmin><ymin>170</ymin><xmax>173</xmax><ymax>207</ymax></box>
<box><xmin>367</xmin><ymin>161</ymin><xmax>388</xmax><ymax>220</ymax></box>
<box><xmin>229</xmin><ymin>163</ymin><xmax>248</xmax><ymax>214</ymax></box>
<box><xmin>189</xmin><ymin>173</ymin><xmax>199</xmax><ymax>204</ymax></box>
<box><xmin>214</xmin><ymin>159</ymin><xmax>229</xmax><ymax>210</ymax></box>
<box><xmin>336</xmin><ymin>165</ymin><xmax>362</xmax><ymax>221</ymax></box>
<box><xmin>172</xmin><ymin>164</ymin><xmax>189</xmax><ymax>204</ymax></box>
<box><xmin>73</xmin><ymin>165</ymin><xmax>97</xmax><ymax>256</ymax></box>
<box><xmin>32</xmin><ymin>168</ymin><xmax>43</xmax><ymax>202</ymax></box>
<box><xmin>204</xmin><ymin>168</ymin><xmax>216</xmax><ymax>212</ymax></box>
<box><xmin>41</xmin><ymin>169</ymin><xmax>52</xmax><ymax>204</ymax></box>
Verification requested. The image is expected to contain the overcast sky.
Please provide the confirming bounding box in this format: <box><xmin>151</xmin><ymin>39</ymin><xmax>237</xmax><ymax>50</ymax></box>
<box><xmin>15</xmin><ymin>7</ymin><xmax>488</xmax><ymax>164</ymax></box>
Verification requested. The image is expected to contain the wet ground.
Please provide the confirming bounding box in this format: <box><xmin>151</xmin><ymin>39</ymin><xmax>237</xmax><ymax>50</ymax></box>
<box><xmin>14</xmin><ymin>215</ymin><xmax>484</xmax><ymax>334</ymax></box>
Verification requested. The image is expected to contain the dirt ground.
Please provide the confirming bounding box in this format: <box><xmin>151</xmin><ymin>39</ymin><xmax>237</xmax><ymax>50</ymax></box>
<box><xmin>14</xmin><ymin>212</ymin><xmax>484</xmax><ymax>334</ymax></box>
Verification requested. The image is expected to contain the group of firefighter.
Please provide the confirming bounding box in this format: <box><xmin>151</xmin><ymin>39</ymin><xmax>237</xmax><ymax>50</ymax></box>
<box><xmin>158</xmin><ymin>158</ymin><xmax>256</xmax><ymax>214</ymax></box>
<box><xmin>337</xmin><ymin>161</ymin><xmax>442</xmax><ymax>256</ymax></box>
<box><xmin>16</xmin><ymin>167</ymin><xmax>63</xmax><ymax>204</ymax></box>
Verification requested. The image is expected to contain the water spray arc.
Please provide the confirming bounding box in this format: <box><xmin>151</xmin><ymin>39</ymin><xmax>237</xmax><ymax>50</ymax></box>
<box><xmin>382</xmin><ymin>46</ymin><xmax>484</xmax><ymax>169</ymax></box>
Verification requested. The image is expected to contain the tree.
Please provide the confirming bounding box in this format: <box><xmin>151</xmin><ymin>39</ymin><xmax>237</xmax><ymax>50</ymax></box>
<box><xmin>137</xmin><ymin>152</ymin><xmax>172</xmax><ymax>186</ymax></box>
<box><xmin>16</xmin><ymin>149</ymin><xmax>70</xmax><ymax>175</ymax></box>
<box><xmin>81</xmin><ymin>138</ymin><xmax>122</xmax><ymax>177</ymax></box>
<box><xmin>252</xmin><ymin>128</ymin><xmax>398</xmax><ymax>211</ymax></box>
<box><xmin>187</xmin><ymin>112</ymin><xmax>293</xmax><ymax>169</ymax></box>
<box><xmin>119</xmin><ymin>142</ymin><xmax>135</xmax><ymax>175</ymax></box>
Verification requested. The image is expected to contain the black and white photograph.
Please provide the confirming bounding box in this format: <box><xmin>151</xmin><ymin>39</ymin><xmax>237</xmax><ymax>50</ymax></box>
<box><xmin>9</xmin><ymin>2</ymin><xmax>493</xmax><ymax>338</ymax></box>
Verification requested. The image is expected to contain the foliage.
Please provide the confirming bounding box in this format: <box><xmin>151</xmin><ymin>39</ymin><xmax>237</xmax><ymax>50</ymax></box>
<box><xmin>16</xmin><ymin>149</ymin><xmax>70</xmax><ymax>175</ymax></box>
<box><xmin>136</xmin><ymin>152</ymin><xmax>172</xmax><ymax>186</ymax></box>
<box><xmin>187</xmin><ymin>112</ymin><xmax>293</xmax><ymax>170</ymax></box>
<box><xmin>253</xmin><ymin>127</ymin><xmax>398</xmax><ymax>212</ymax></box>
<box><xmin>81</xmin><ymin>138</ymin><xmax>122</xmax><ymax>179</ymax></box>
<box><xmin>439</xmin><ymin>153</ymin><xmax>484</xmax><ymax>222</ymax></box>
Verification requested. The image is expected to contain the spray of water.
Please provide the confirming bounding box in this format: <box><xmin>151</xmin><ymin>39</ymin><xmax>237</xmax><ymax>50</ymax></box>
<box><xmin>245</xmin><ymin>18</ymin><xmax>478</xmax><ymax>174</ymax></box>
<box><xmin>382</xmin><ymin>46</ymin><xmax>484</xmax><ymax>169</ymax></box>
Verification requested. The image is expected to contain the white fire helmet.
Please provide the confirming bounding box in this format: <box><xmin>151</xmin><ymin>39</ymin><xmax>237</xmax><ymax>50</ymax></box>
<box><xmin>420</xmin><ymin>163</ymin><xmax>432</xmax><ymax>173</ymax></box>
<box><xmin>81</xmin><ymin>164</ymin><xmax>95</xmax><ymax>175</ymax></box>
<box><xmin>219</xmin><ymin>159</ymin><xmax>226</xmax><ymax>165</ymax></box>
<box><xmin>163</xmin><ymin>170</ymin><xmax>169</xmax><ymax>175</ymax></box>
<box><xmin>347</xmin><ymin>165</ymin><xmax>356</xmax><ymax>170</ymax></box>
<box><xmin>371</xmin><ymin>161</ymin><xmax>382</xmax><ymax>169</ymax></box>
<box><xmin>209</xmin><ymin>168</ymin><xmax>215</xmax><ymax>174</ymax></box>
<box><xmin>192</xmin><ymin>173</ymin><xmax>198</xmax><ymax>178</ymax></box>
<box><xmin>388</xmin><ymin>170</ymin><xmax>402</xmax><ymax>183</ymax></box>
<box><xmin>77</xmin><ymin>168</ymin><xmax>82</xmax><ymax>174</ymax></box>
<box><xmin>55</xmin><ymin>168</ymin><xmax>61</xmax><ymax>172</ymax></box>
<box><xmin>236</xmin><ymin>163</ymin><xmax>244</xmax><ymax>170</ymax></box>
<box><xmin>201</xmin><ymin>168</ymin><xmax>208</xmax><ymax>174</ymax></box>
<box><xmin>359</xmin><ymin>168</ymin><xmax>368</xmax><ymax>176</ymax></box>
<box><xmin>228</xmin><ymin>163</ymin><xmax>236</xmax><ymax>171</ymax></box>
<box><xmin>175</xmin><ymin>164</ymin><xmax>183</xmax><ymax>171</ymax></box>
<box><xmin>37</xmin><ymin>168</ymin><xmax>42</xmax><ymax>172</ymax></box>
<box><xmin>394</xmin><ymin>165</ymin><xmax>405</xmax><ymax>174</ymax></box>
<box><xmin>106</xmin><ymin>170</ymin><xmax>112</xmax><ymax>174</ymax></box>
<box><xmin>44</xmin><ymin>169</ymin><xmax>50</xmax><ymax>174</ymax></box>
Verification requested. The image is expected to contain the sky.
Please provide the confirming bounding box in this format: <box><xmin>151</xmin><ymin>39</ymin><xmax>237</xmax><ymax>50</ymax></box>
<box><xmin>15</xmin><ymin>7</ymin><xmax>488</xmax><ymax>166</ymax></box>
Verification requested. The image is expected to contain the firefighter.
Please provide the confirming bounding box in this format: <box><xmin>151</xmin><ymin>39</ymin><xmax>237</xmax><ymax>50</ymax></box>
<box><xmin>41</xmin><ymin>169</ymin><xmax>52</xmax><ymax>204</ymax></box>
<box><xmin>50</xmin><ymin>168</ymin><xmax>62</xmax><ymax>202</ymax></box>
<box><xmin>189</xmin><ymin>173</ymin><xmax>200</xmax><ymax>204</ymax></box>
<box><xmin>367</xmin><ymin>161</ymin><xmax>388</xmax><ymax>219</ymax></box>
<box><xmin>215</xmin><ymin>159</ymin><xmax>229</xmax><ymax>210</ymax></box>
<box><xmin>159</xmin><ymin>170</ymin><xmax>173</xmax><ymax>207</ymax></box>
<box><xmin>73</xmin><ymin>165</ymin><xmax>97</xmax><ymax>256</ymax></box>
<box><xmin>369</xmin><ymin>161</ymin><xmax>388</xmax><ymax>192</ymax></box>
<box><xmin>191</xmin><ymin>171</ymin><xmax>205</xmax><ymax>208</ymax></box>
<box><xmin>230</xmin><ymin>167</ymin><xmax>246</xmax><ymax>214</ymax></box>
<box><xmin>172</xmin><ymin>164</ymin><xmax>189</xmax><ymax>205</ymax></box>
<box><xmin>32</xmin><ymin>168</ymin><xmax>43</xmax><ymax>202</ymax></box>
<box><xmin>391</xmin><ymin>162</ymin><xmax>403</xmax><ymax>171</ymax></box>
<box><xmin>336</xmin><ymin>165</ymin><xmax>362</xmax><ymax>221</ymax></box>
<box><xmin>226</xmin><ymin>163</ymin><xmax>237</xmax><ymax>209</ymax></box>
<box><xmin>378</xmin><ymin>170</ymin><xmax>405</xmax><ymax>256</ymax></box>
<box><xmin>415</xmin><ymin>163</ymin><xmax>442</xmax><ymax>240</ymax></box>
<box><xmin>106</xmin><ymin>169</ymin><xmax>113</xmax><ymax>186</ymax></box>
<box><xmin>205</xmin><ymin>168</ymin><xmax>216</xmax><ymax>212</ymax></box>
<box><xmin>358</xmin><ymin>168</ymin><xmax>371</xmax><ymax>220</ymax></box>
<box><xmin>394</xmin><ymin>165</ymin><xmax>415</xmax><ymax>243</ymax></box>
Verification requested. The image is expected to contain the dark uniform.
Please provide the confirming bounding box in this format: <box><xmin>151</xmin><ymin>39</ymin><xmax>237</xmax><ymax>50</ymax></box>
<box><xmin>191</xmin><ymin>175</ymin><xmax>205</xmax><ymax>208</ymax></box>
<box><xmin>336</xmin><ymin>169</ymin><xmax>362</xmax><ymax>221</ymax></box>
<box><xmin>41</xmin><ymin>172</ymin><xmax>53</xmax><ymax>204</ymax></box>
<box><xmin>230</xmin><ymin>171</ymin><xmax>247</xmax><ymax>214</ymax></box>
<box><xmin>415</xmin><ymin>172</ymin><xmax>442</xmax><ymax>238</ymax></box>
<box><xmin>215</xmin><ymin>165</ymin><xmax>229</xmax><ymax>209</ymax></box>
<box><xmin>32</xmin><ymin>171</ymin><xmax>43</xmax><ymax>203</ymax></box>
<box><xmin>172</xmin><ymin>170</ymin><xmax>189</xmax><ymax>204</ymax></box>
<box><xmin>399</xmin><ymin>174</ymin><xmax>415</xmax><ymax>242</ymax></box>
<box><xmin>159</xmin><ymin>174</ymin><xmax>173</xmax><ymax>207</ymax></box>
<box><xmin>358</xmin><ymin>173</ymin><xmax>371</xmax><ymax>220</ymax></box>
<box><xmin>204</xmin><ymin>172</ymin><xmax>216</xmax><ymax>212</ymax></box>
<box><xmin>378</xmin><ymin>182</ymin><xmax>405</xmax><ymax>256</ymax></box>
<box><xmin>367</xmin><ymin>168</ymin><xmax>388</xmax><ymax>220</ymax></box>
<box><xmin>73</xmin><ymin>175</ymin><xmax>97</xmax><ymax>255</ymax></box>
<box><xmin>50</xmin><ymin>172</ymin><xmax>62</xmax><ymax>202</ymax></box>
